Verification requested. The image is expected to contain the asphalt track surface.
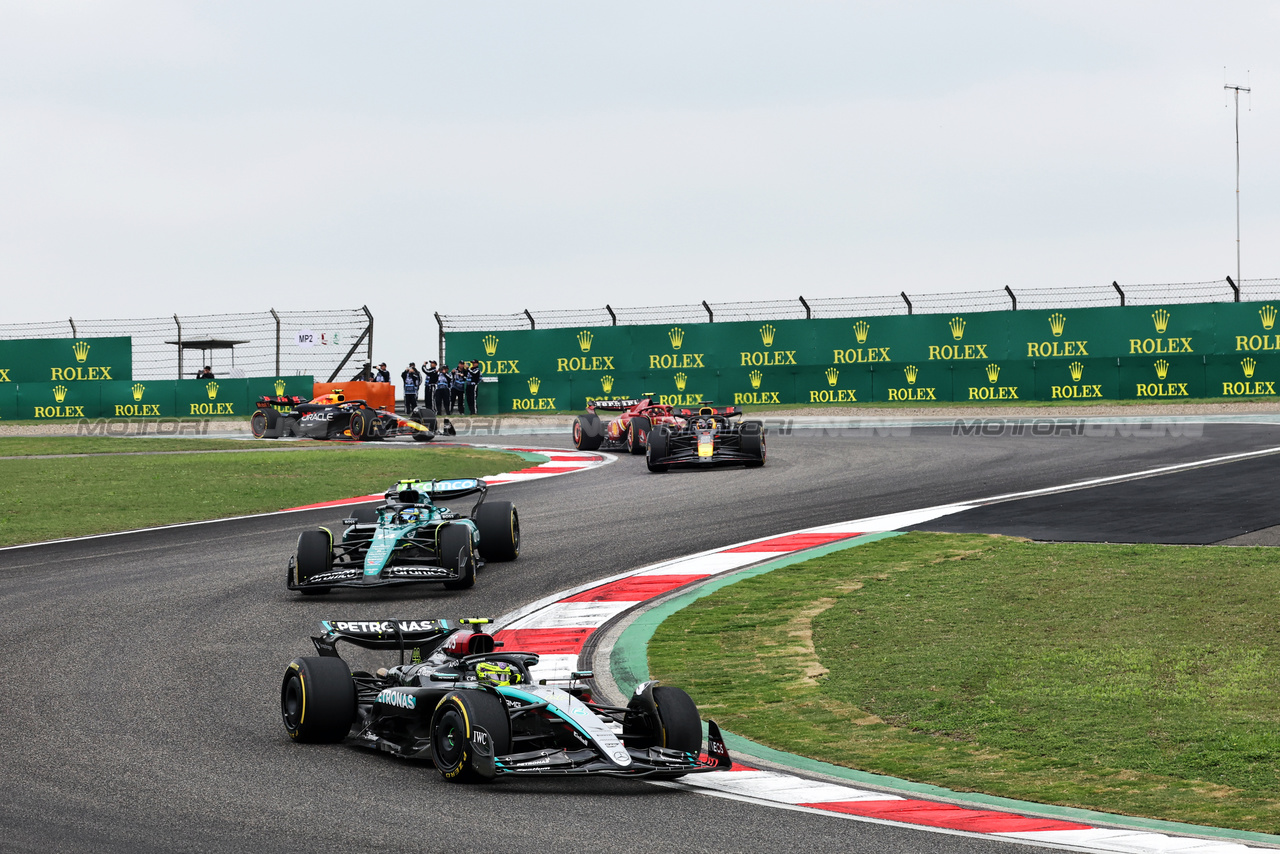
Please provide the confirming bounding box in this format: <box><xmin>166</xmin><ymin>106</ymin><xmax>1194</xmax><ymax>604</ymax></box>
<box><xmin>4</xmin><ymin>421</ymin><xmax>1280</xmax><ymax>854</ymax></box>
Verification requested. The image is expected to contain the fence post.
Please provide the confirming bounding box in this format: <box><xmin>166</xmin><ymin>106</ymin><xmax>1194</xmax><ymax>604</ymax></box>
<box><xmin>69</xmin><ymin>318</ymin><xmax>77</xmax><ymax>336</ymax></box>
<box><xmin>524</xmin><ymin>309</ymin><xmax>535</xmax><ymax>330</ymax></box>
<box><xmin>269</xmin><ymin>308</ymin><xmax>280</xmax><ymax>376</ymax></box>
<box><xmin>1227</xmin><ymin>276</ymin><xmax>1240</xmax><ymax>302</ymax></box>
<box><xmin>434</xmin><ymin>312</ymin><xmax>445</xmax><ymax>366</ymax></box>
<box><xmin>702</xmin><ymin>301</ymin><xmax>714</xmax><ymax>322</ymax></box>
<box><xmin>605</xmin><ymin>305</ymin><xmax>617</xmax><ymax>326</ymax></box>
<box><xmin>1112</xmin><ymin>281</ymin><xmax>1125</xmax><ymax>306</ymax></box>
<box><xmin>799</xmin><ymin>296</ymin><xmax>811</xmax><ymax>319</ymax></box>
<box><xmin>900</xmin><ymin>292</ymin><xmax>913</xmax><ymax>315</ymax></box>
<box><xmin>362</xmin><ymin>305</ymin><xmax>373</xmax><ymax>368</ymax></box>
<box><xmin>1004</xmin><ymin>286</ymin><xmax>1017</xmax><ymax>310</ymax></box>
<box><xmin>174</xmin><ymin>314</ymin><xmax>183</xmax><ymax>379</ymax></box>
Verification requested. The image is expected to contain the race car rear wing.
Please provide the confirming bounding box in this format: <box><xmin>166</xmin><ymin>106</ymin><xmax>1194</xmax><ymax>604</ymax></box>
<box><xmin>587</xmin><ymin>398</ymin><xmax>646</xmax><ymax>412</ymax></box>
<box><xmin>678</xmin><ymin>405</ymin><xmax>743</xmax><ymax>418</ymax></box>
<box><xmin>312</xmin><ymin>618</ymin><xmax>496</xmax><ymax>660</ymax></box>
<box><xmin>382</xmin><ymin>478</ymin><xmax>486</xmax><ymax>502</ymax></box>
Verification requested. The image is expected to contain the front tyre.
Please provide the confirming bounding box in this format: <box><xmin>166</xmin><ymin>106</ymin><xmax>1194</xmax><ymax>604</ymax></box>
<box><xmin>280</xmin><ymin>656</ymin><xmax>355</xmax><ymax>743</ymax></box>
<box><xmin>646</xmin><ymin>425</ymin><xmax>670</xmax><ymax>472</ymax></box>
<box><xmin>294</xmin><ymin>529</ymin><xmax>333</xmax><ymax>594</ymax></box>
<box><xmin>474</xmin><ymin>501</ymin><xmax>519</xmax><ymax>562</ymax></box>
<box><xmin>431</xmin><ymin>690</ymin><xmax>512</xmax><ymax>783</ymax></box>
<box><xmin>626</xmin><ymin>416</ymin><xmax>651</xmax><ymax>455</ymax></box>
<box><xmin>741</xmin><ymin>421</ymin><xmax>766</xmax><ymax>468</ymax></box>
<box><xmin>440</xmin><ymin>523</ymin><xmax>476</xmax><ymax>590</ymax></box>
<box><xmin>623</xmin><ymin>683</ymin><xmax>703</xmax><ymax>759</ymax></box>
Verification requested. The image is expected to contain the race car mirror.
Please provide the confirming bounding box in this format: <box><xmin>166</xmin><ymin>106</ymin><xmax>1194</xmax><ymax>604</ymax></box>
<box><xmin>397</xmin><ymin>489</ymin><xmax>421</xmax><ymax>504</ymax></box>
<box><xmin>571</xmin><ymin>670</ymin><xmax>594</xmax><ymax>679</ymax></box>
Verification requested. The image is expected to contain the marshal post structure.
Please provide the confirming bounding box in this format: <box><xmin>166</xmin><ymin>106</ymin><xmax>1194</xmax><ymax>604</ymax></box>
<box><xmin>444</xmin><ymin>298</ymin><xmax>1280</xmax><ymax>413</ymax></box>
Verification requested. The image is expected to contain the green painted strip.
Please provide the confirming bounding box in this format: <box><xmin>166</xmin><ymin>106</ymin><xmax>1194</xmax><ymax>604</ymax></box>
<box><xmin>511</xmin><ymin>451</ymin><xmax>551</xmax><ymax>463</ymax></box>
<box><xmin>609</xmin><ymin>531</ymin><xmax>1280</xmax><ymax>846</ymax></box>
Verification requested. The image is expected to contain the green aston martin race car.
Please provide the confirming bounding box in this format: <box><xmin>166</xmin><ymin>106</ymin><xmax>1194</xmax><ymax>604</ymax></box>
<box><xmin>287</xmin><ymin>478</ymin><xmax>519</xmax><ymax>594</ymax></box>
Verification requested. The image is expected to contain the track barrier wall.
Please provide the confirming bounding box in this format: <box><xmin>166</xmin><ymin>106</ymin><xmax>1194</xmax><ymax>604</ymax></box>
<box><xmin>444</xmin><ymin>301</ymin><xmax>1280</xmax><ymax>412</ymax></box>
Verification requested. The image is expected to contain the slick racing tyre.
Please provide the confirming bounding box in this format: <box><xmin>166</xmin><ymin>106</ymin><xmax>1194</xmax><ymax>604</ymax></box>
<box><xmin>626</xmin><ymin>416</ymin><xmax>651</xmax><ymax>455</ymax></box>
<box><xmin>473</xmin><ymin>501</ymin><xmax>520</xmax><ymax>562</ymax></box>
<box><xmin>294</xmin><ymin>529</ymin><xmax>333</xmax><ymax>595</ymax></box>
<box><xmin>349</xmin><ymin>505</ymin><xmax>379</xmax><ymax>526</ymax></box>
<box><xmin>431</xmin><ymin>690</ymin><xmax>511</xmax><ymax>783</ymax></box>
<box><xmin>410</xmin><ymin>406</ymin><xmax>439</xmax><ymax>432</ymax></box>
<box><xmin>250</xmin><ymin>408</ymin><xmax>280</xmax><ymax>439</ymax></box>
<box><xmin>349</xmin><ymin>409</ymin><xmax>371</xmax><ymax>441</ymax></box>
<box><xmin>623</xmin><ymin>684</ymin><xmax>703</xmax><ymax>763</ymax></box>
<box><xmin>572</xmin><ymin>413</ymin><xmax>603</xmax><ymax>451</ymax></box>
<box><xmin>740</xmin><ymin>421</ymin><xmax>766</xmax><ymax>468</ymax></box>
<box><xmin>646</xmin><ymin>425</ymin><xmax>670</xmax><ymax>473</ymax></box>
<box><xmin>281</xmin><ymin>656</ymin><xmax>356</xmax><ymax>743</ymax></box>
<box><xmin>440</xmin><ymin>523</ymin><xmax>476</xmax><ymax>590</ymax></box>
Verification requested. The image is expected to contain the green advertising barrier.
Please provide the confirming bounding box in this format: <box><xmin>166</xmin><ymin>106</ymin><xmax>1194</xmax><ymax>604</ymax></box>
<box><xmin>100</xmin><ymin>380</ymin><xmax>177</xmax><ymax>417</ymax></box>
<box><xmin>0</xmin><ymin>337</ymin><xmax>131</xmax><ymax>384</ymax></box>
<box><xmin>446</xmin><ymin>299</ymin><xmax>1280</xmax><ymax>412</ymax></box>
<box><xmin>1207</xmin><ymin>353</ymin><xmax>1280</xmax><ymax>399</ymax></box>
<box><xmin>177</xmin><ymin>378</ymin><xmax>248</xmax><ymax>417</ymax></box>
<box><xmin>1032</xmin><ymin>358</ymin><xmax>1120</xmax><ymax>402</ymax></box>
<box><xmin>0</xmin><ymin>384</ymin><xmax>17</xmax><ymax>420</ymax></box>
<box><xmin>17</xmin><ymin>381</ymin><xmax>101</xmax><ymax>420</ymax></box>
<box><xmin>1119</xmin><ymin>356</ymin><xmax>1205</xmax><ymax>400</ymax></box>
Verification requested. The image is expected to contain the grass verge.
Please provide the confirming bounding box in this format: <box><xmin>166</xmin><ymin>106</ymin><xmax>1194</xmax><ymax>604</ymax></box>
<box><xmin>648</xmin><ymin>532</ymin><xmax>1280</xmax><ymax>832</ymax></box>
<box><xmin>0</xmin><ymin>443</ymin><xmax>528</xmax><ymax>546</ymax></box>
<box><xmin>0</xmin><ymin>437</ymin><xmax>297</xmax><ymax>456</ymax></box>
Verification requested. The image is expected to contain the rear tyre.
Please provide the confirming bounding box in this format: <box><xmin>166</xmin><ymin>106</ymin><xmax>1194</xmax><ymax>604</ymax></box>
<box><xmin>626</xmin><ymin>416</ymin><xmax>651</xmax><ymax>455</ymax></box>
<box><xmin>431</xmin><ymin>690</ymin><xmax>511</xmax><ymax>782</ymax></box>
<box><xmin>280</xmin><ymin>656</ymin><xmax>355</xmax><ymax>743</ymax></box>
<box><xmin>440</xmin><ymin>523</ymin><xmax>476</xmax><ymax>590</ymax></box>
<box><xmin>740</xmin><ymin>421</ymin><xmax>766</xmax><ymax>468</ymax></box>
<box><xmin>646</xmin><ymin>426</ymin><xmax>670</xmax><ymax>473</ymax></box>
<box><xmin>572</xmin><ymin>414</ymin><xmax>603</xmax><ymax>451</ymax></box>
<box><xmin>474</xmin><ymin>501</ymin><xmax>520</xmax><ymax>562</ymax></box>
<box><xmin>294</xmin><ymin>529</ymin><xmax>333</xmax><ymax>594</ymax></box>
<box><xmin>251</xmin><ymin>410</ymin><xmax>269</xmax><ymax>438</ymax></box>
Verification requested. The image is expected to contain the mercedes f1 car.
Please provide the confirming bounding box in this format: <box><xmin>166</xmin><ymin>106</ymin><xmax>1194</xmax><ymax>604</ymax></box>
<box><xmin>646</xmin><ymin>406</ymin><xmax>765</xmax><ymax>472</ymax></box>
<box><xmin>251</xmin><ymin>392</ymin><xmax>456</xmax><ymax>442</ymax></box>
<box><xmin>287</xmin><ymin>478</ymin><xmax>518</xmax><ymax>594</ymax></box>
<box><xmin>571</xmin><ymin>396</ymin><xmax>685</xmax><ymax>454</ymax></box>
<box><xmin>279</xmin><ymin>618</ymin><xmax>732</xmax><ymax>782</ymax></box>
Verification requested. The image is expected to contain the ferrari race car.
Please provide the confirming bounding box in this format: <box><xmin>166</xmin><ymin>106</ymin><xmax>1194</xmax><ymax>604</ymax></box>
<box><xmin>279</xmin><ymin>617</ymin><xmax>732</xmax><ymax>782</ymax></box>
<box><xmin>571</xmin><ymin>396</ymin><xmax>685</xmax><ymax>454</ymax></box>
<box><xmin>287</xmin><ymin>478</ymin><xmax>518</xmax><ymax>594</ymax></box>
<box><xmin>251</xmin><ymin>392</ymin><xmax>456</xmax><ymax>442</ymax></box>
<box><xmin>646</xmin><ymin>406</ymin><xmax>765</xmax><ymax>472</ymax></box>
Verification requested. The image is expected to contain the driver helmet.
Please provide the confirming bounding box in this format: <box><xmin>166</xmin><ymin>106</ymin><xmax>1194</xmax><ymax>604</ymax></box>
<box><xmin>398</xmin><ymin>507</ymin><xmax>421</xmax><ymax>522</ymax></box>
<box><xmin>475</xmin><ymin>660</ymin><xmax>521</xmax><ymax>687</ymax></box>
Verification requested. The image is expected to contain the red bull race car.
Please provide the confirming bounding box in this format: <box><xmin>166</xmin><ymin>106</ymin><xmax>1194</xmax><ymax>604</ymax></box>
<box><xmin>570</xmin><ymin>396</ymin><xmax>685</xmax><ymax>454</ymax></box>
<box><xmin>251</xmin><ymin>392</ymin><xmax>455</xmax><ymax>442</ymax></box>
<box><xmin>646</xmin><ymin>406</ymin><xmax>766</xmax><ymax>472</ymax></box>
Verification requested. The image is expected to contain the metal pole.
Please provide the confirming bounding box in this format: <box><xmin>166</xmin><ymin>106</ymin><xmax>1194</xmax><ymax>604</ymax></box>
<box><xmin>174</xmin><ymin>314</ymin><xmax>183</xmax><ymax>378</ymax></box>
<box><xmin>900</xmin><ymin>292</ymin><xmax>913</xmax><ymax>315</ymax></box>
<box><xmin>524</xmin><ymin>309</ymin><xmax>535</xmax><ymax>330</ymax></box>
<box><xmin>798</xmin><ymin>296</ymin><xmax>811</xmax><ymax>319</ymax></box>
<box><xmin>434</xmin><ymin>312</ymin><xmax>445</xmax><ymax>366</ymax></box>
<box><xmin>68</xmin><ymin>318</ymin><xmax>77</xmax><ymax>336</ymax></box>
<box><xmin>702</xmin><ymin>301</ymin><xmax>714</xmax><ymax>322</ymax></box>
<box><xmin>1112</xmin><ymin>281</ymin><xmax>1125</xmax><ymax>307</ymax></box>
<box><xmin>605</xmin><ymin>305</ymin><xmax>617</xmax><ymax>326</ymax></box>
<box><xmin>269</xmin><ymin>308</ymin><xmax>280</xmax><ymax>376</ymax></box>
<box><xmin>1004</xmin><ymin>286</ymin><xmax>1017</xmax><ymax>311</ymax></box>
<box><xmin>361</xmin><ymin>305</ymin><xmax>373</xmax><ymax>368</ymax></box>
<box><xmin>1225</xmin><ymin>80</ymin><xmax>1250</xmax><ymax>285</ymax></box>
<box><xmin>1227</xmin><ymin>275</ymin><xmax>1239</xmax><ymax>302</ymax></box>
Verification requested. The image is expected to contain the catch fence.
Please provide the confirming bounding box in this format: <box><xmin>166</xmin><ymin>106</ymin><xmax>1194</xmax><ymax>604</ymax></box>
<box><xmin>436</xmin><ymin>277</ymin><xmax>1280</xmax><ymax>334</ymax></box>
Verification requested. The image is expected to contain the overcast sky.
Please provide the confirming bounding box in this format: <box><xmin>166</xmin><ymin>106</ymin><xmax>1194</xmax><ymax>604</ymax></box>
<box><xmin>2</xmin><ymin>2</ymin><xmax>1277</xmax><ymax>380</ymax></box>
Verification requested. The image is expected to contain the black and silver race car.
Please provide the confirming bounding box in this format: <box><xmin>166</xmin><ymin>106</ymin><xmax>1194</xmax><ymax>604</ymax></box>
<box><xmin>646</xmin><ymin>406</ymin><xmax>766</xmax><ymax>472</ymax></box>
<box><xmin>288</xmin><ymin>479</ymin><xmax>518</xmax><ymax>594</ymax></box>
<box><xmin>280</xmin><ymin>618</ymin><xmax>732</xmax><ymax>782</ymax></box>
<box><xmin>251</xmin><ymin>392</ymin><xmax>455</xmax><ymax>442</ymax></box>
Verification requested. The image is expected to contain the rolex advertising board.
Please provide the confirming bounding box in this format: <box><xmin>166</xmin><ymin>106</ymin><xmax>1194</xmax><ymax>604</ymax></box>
<box><xmin>19</xmin><ymin>380</ymin><xmax>100</xmax><ymax>419</ymax></box>
<box><xmin>177</xmin><ymin>378</ymin><xmax>248</xmax><ymax>417</ymax></box>
<box><xmin>0</xmin><ymin>384</ymin><xmax>17</xmax><ymax>420</ymax></box>
<box><xmin>1032</xmin><ymin>358</ymin><xmax>1120</xmax><ymax>402</ymax></box>
<box><xmin>99</xmin><ymin>381</ymin><xmax>177</xmax><ymax>418</ymax></box>
<box><xmin>0</xmin><ymin>337</ymin><xmax>132</xmax><ymax>385</ymax></box>
<box><xmin>1207</xmin><ymin>353</ymin><xmax>1280</xmax><ymax>399</ymax></box>
<box><xmin>445</xmin><ymin>298</ymin><xmax>1280</xmax><ymax>412</ymax></box>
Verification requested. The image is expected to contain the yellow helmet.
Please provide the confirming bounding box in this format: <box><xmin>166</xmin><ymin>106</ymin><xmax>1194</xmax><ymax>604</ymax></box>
<box><xmin>474</xmin><ymin>660</ymin><xmax>521</xmax><ymax>687</ymax></box>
